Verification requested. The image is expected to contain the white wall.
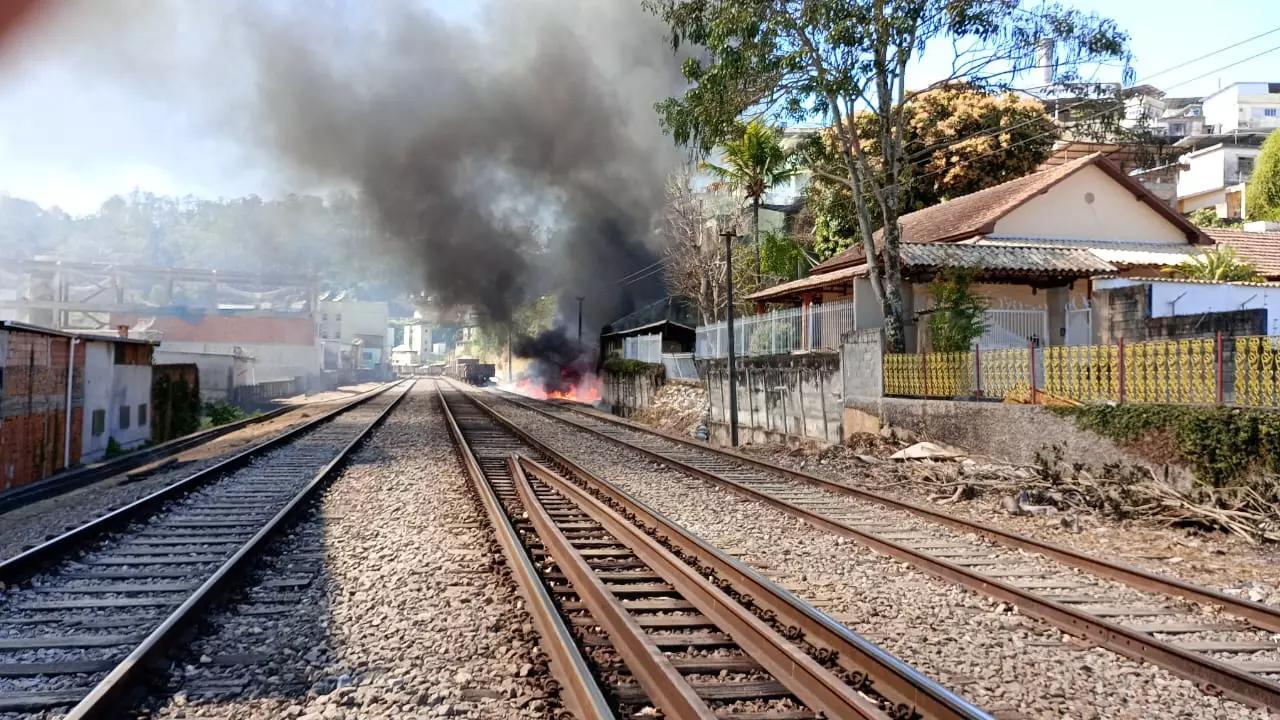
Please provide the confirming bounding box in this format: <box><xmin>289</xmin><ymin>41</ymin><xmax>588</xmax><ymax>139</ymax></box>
<box><xmin>994</xmin><ymin>165</ymin><xmax>1188</xmax><ymax>244</ymax></box>
<box><xmin>80</xmin><ymin>343</ymin><xmax>113</xmax><ymax>463</ymax></box>
<box><xmin>154</xmin><ymin>350</ymin><xmax>236</xmax><ymax>402</ymax></box>
<box><xmin>1178</xmin><ymin>146</ymin><xmax>1228</xmax><ymax>196</ymax></box>
<box><xmin>1094</xmin><ymin>277</ymin><xmax>1280</xmax><ymax>335</ymax></box>
<box><xmin>1203</xmin><ymin>87</ymin><xmax>1240</xmax><ymax>131</ymax></box>
<box><xmin>318</xmin><ymin>300</ymin><xmax>389</xmax><ymax>348</ymax></box>
<box><xmin>80</xmin><ymin>341</ymin><xmax>153</xmax><ymax>462</ymax></box>
<box><xmin>158</xmin><ymin>340</ymin><xmax>319</xmax><ymax>382</ymax></box>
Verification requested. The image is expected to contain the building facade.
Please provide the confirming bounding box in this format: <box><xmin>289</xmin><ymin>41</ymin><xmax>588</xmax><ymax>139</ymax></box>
<box><xmin>0</xmin><ymin>322</ymin><xmax>155</xmax><ymax>489</ymax></box>
<box><xmin>317</xmin><ymin>297</ymin><xmax>389</xmax><ymax>369</ymax></box>
<box><xmin>1202</xmin><ymin>82</ymin><xmax>1280</xmax><ymax>133</ymax></box>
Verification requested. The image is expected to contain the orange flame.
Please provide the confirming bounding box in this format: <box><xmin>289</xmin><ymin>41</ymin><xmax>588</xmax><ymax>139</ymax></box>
<box><xmin>514</xmin><ymin>374</ymin><xmax>602</xmax><ymax>403</ymax></box>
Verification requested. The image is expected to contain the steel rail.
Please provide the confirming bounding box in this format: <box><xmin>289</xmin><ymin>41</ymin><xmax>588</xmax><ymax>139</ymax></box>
<box><xmin>63</xmin><ymin>380</ymin><xmax>414</xmax><ymax>719</ymax></box>
<box><xmin>436</xmin><ymin>386</ymin><xmax>615</xmax><ymax>720</ymax></box>
<box><xmin>520</xmin><ymin>455</ymin><xmax>927</xmax><ymax>720</ymax></box>
<box><xmin>0</xmin><ymin>381</ymin><xmax>406</xmax><ymax>586</ymax></box>
<box><xmin>458</xmin><ymin>388</ymin><xmax>988</xmax><ymax>720</ymax></box>
<box><xmin>494</xmin><ymin>392</ymin><xmax>1280</xmax><ymax>711</ymax></box>
<box><xmin>549</xmin><ymin>399</ymin><xmax>1280</xmax><ymax>634</ymax></box>
<box><xmin>0</xmin><ymin>405</ymin><xmax>293</xmax><ymax>516</ymax></box>
<box><xmin>509</xmin><ymin>457</ymin><xmax>713</xmax><ymax>719</ymax></box>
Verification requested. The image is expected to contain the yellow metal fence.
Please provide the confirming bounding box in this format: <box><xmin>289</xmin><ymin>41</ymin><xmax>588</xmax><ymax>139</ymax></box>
<box><xmin>884</xmin><ymin>336</ymin><xmax>1265</xmax><ymax>406</ymax></box>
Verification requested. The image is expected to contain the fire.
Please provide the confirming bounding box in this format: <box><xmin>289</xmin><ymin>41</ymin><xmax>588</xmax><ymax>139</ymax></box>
<box><xmin>513</xmin><ymin>373</ymin><xmax>602</xmax><ymax>403</ymax></box>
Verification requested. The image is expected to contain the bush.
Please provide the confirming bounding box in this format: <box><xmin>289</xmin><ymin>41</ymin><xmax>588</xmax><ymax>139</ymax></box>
<box><xmin>104</xmin><ymin>437</ymin><xmax>124</xmax><ymax>459</ymax></box>
<box><xmin>203</xmin><ymin>402</ymin><xmax>247</xmax><ymax>427</ymax></box>
<box><xmin>602</xmin><ymin>357</ymin><xmax>661</xmax><ymax>376</ymax></box>
<box><xmin>1051</xmin><ymin>404</ymin><xmax>1280</xmax><ymax>486</ymax></box>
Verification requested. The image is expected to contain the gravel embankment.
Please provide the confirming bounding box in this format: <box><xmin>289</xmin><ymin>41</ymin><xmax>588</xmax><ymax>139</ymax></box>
<box><xmin>0</xmin><ymin>394</ymin><xmax>373</xmax><ymax>564</ymax></box>
<box><xmin>149</xmin><ymin>385</ymin><xmax>553</xmax><ymax>720</ymax></box>
<box><xmin>743</xmin><ymin>438</ymin><xmax>1280</xmax><ymax>606</ymax></box>
<box><xmin>493</xmin><ymin>398</ymin><xmax>1267</xmax><ymax>720</ymax></box>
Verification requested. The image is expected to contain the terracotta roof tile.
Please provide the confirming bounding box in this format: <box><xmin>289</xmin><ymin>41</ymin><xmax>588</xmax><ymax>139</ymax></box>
<box><xmin>1206</xmin><ymin>229</ymin><xmax>1280</xmax><ymax>279</ymax></box>
<box><xmin>810</xmin><ymin>153</ymin><xmax>1204</xmax><ymax>274</ymax></box>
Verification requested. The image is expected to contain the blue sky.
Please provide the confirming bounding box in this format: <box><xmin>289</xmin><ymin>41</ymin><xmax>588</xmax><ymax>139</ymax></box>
<box><xmin>0</xmin><ymin>0</ymin><xmax>1275</xmax><ymax>215</ymax></box>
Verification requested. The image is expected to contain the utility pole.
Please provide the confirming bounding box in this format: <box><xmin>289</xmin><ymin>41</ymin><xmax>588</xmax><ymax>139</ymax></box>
<box><xmin>507</xmin><ymin>323</ymin><xmax>513</xmax><ymax>384</ymax></box>
<box><xmin>576</xmin><ymin>296</ymin><xmax>585</xmax><ymax>344</ymax></box>
<box><xmin>722</xmin><ymin>230</ymin><xmax>739</xmax><ymax>447</ymax></box>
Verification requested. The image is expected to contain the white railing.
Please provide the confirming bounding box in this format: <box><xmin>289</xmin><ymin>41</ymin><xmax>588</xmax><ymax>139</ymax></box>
<box><xmin>662</xmin><ymin>352</ymin><xmax>698</xmax><ymax>380</ymax></box>
<box><xmin>975</xmin><ymin>308</ymin><xmax>1049</xmax><ymax>349</ymax></box>
<box><xmin>624</xmin><ymin>333</ymin><xmax>662</xmax><ymax>364</ymax></box>
<box><xmin>696</xmin><ymin>298</ymin><xmax>856</xmax><ymax>359</ymax></box>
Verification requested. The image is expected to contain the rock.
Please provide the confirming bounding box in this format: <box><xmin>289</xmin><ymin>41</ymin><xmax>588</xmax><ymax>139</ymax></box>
<box><xmin>889</xmin><ymin>442</ymin><xmax>964</xmax><ymax>461</ymax></box>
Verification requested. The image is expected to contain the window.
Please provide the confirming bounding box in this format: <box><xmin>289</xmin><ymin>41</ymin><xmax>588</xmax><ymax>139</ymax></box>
<box><xmin>118</xmin><ymin>405</ymin><xmax>131</xmax><ymax>430</ymax></box>
<box><xmin>335</xmin><ymin>313</ymin><xmax>342</xmax><ymax>322</ymax></box>
<box><xmin>138</xmin><ymin>404</ymin><xmax>148</xmax><ymax>426</ymax></box>
<box><xmin>114</xmin><ymin>343</ymin><xmax>127</xmax><ymax>365</ymax></box>
<box><xmin>1168</xmin><ymin>122</ymin><xmax>1185</xmax><ymax>135</ymax></box>
<box><xmin>1240</xmin><ymin>157</ymin><xmax>1256</xmax><ymax>178</ymax></box>
<box><xmin>1189</xmin><ymin>107</ymin><xmax>1201</xmax><ymax>116</ymax></box>
<box><xmin>91</xmin><ymin>409</ymin><xmax>106</xmax><ymax>436</ymax></box>
<box><xmin>321</xmin><ymin>313</ymin><xmax>328</xmax><ymax>321</ymax></box>
<box><xmin>1266</xmin><ymin>108</ymin><xmax>1278</xmax><ymax>118</ymax></box>
<box><xmin>320</xmin><ymin>329</ymin><xmax>328</xmax><ymax>339</ymax></box>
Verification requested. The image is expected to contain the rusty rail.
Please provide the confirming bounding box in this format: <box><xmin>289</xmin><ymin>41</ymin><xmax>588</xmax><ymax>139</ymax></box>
<box><xmin>494</xmin><ymin>392</ymin><xmax>1280</xmax><ymax>712</ymax></box>
<box><xmin>456</xmin><ymin>386</ymin><xmax>990</xmax><ymax>720</ymax></box>
<box><xmin>508</xmin><ymin>457</ymin><xmax>714</xmax><ymax>719</ymax></box>
<box><xmin>437</xmin><ymin>388</ymin><xmax>614</xmax><ymax>720</ymax></box>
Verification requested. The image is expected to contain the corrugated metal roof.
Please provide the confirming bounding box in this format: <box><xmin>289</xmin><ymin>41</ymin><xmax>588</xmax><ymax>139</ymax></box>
<box><xmin>978</xmin><ymin>237</ymin><xmax>1196</xmax><ymax>268</ymax></box>
<box><xmin>899</xmin><ymin>244</ymin><xmax>1117</xmax><ymax>273</ymax></box>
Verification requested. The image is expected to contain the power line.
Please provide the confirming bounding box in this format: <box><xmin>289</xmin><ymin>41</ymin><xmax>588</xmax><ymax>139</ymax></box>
<box><xmin>912</xmin><ymin>40</ymin><xmax>1280</xmax><ymax>185</ymax></box>
<box><xmin>613</xmin><ymin>256</ymin><xmax>671</xmax><ymax>284</ymax></box>
<box><xmin>903</xmin><ymin>24</ymin><xmax>1280</xmax><ymax>166</ymax></box>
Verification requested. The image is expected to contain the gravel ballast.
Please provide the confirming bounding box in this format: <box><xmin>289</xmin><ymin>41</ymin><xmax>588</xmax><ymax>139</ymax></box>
<box><xmin>149</xmin><ymin>385</ymin><xmax>552</xmax><ymax>719</ymax></box>
<box><xmin>0</xmin><ymin>395</ymin><xmax>376</xmax><ymax>564</ymax></box>
<box><xmin>490</xmin><ymin>395</ymin><xmax>1268</xmax><ymax>719</ymax></box>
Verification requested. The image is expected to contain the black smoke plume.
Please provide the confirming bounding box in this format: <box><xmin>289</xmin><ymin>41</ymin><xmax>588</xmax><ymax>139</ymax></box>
<box><xmin>514</xmin><ymin>327</ymin><xmax>597</xmax><ymax>395</ymax></box>
<box><xmin>10</xmin><ymin>0</ymin><xmax>684</xmax><ymax>326</ymax></box>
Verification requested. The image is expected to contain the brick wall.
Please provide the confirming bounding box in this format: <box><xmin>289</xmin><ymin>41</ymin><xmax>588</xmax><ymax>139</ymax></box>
<box><xmin>0</xmin><ymin>329</ymin><xmax>85</xmax><ymax>490</ymax></box>
<box><xmin>1094</xmin><ymin>285</ymin><xmax>1266</xmax><ymax>343</ymax></box>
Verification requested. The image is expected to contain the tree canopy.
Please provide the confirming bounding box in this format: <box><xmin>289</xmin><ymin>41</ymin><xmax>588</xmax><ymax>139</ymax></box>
<box><xmin>701</xmin><ymin>119</ymin><xmax>799</xmax><ymax>284</ymax></box>
<box><xmin>1247</xmin><ymin>131</ymin><xmax>1280</xmax><ymax>222</ymax></box>
<box><xmin>0</xmin><ymin>190</ymin><xmax>411</xmax><ymax>299</ymax></box>
<box><xmin>806</xmin><ymin>84</ymin><xmax>1060</xmax><ymax>260</ymax></box>
<box><xmin>645</xmin><ymin>0</ymin><xmax>1130</xmax><ymax>350</ymax></box>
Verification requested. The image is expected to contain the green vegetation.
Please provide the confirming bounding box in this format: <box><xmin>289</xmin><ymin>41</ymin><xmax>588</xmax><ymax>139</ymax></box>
<box><xmin>645</xmin><ymin>0</ymin><xmax>1128</xmax><ymax>350</ymax></box>
<box><xmin>203</xmin><ymin>402</ymin><xmax>248</xmax><ymax>428</ymax></box>
<box><xmin>1247</xmin><ymin>130</ymin><xmax>1280</xmax><ymax>222</ymax></box>
<box><xmin>927</xmin><ymin>269</ymin><xmax>988</xmax><ymax>353</ymax></box>
<box><xmin>104</xmin><ymin>437</ymin><xmax>124</xmax><ymax>460</ymax></box>
<box><xmin>1187</xmin><ymin>208</ymin><xmax>1244</xmax><ymax>230</ymax></box>
<box><xmin>1050</xmin><ymin>404</ymin><xmax>1280</xmax><ymax>486</ymax></box>
<box><xmin>700</xmin><ymin>119</ymin><xmax>799</xmax><ymax>285</ymax></box>
<box><xmin>602</xmin><ymin>357</ymin><xmax>662</xmax><ymax>376</ymax></box>
<box><xmin>1164</xmin><ymin>246</ymin><xmax>1262</xmax><ymax>282</ymax></box>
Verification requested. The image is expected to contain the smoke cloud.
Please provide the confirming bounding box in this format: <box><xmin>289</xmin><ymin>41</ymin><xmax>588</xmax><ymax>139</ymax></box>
<box><xmin>7</xmin><ymin>0</ymin><xmax>684</xmax><ymax>328</ymax></box>
<box><xmin>514</xmin><ymin>327</ymin><xmax>598</xmax><ymax>395</ymax></box>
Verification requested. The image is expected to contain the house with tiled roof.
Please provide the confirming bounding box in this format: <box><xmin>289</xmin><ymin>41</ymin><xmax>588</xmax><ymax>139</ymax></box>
<box><xmin>1205</xmin><ymin>226</ymin><xmax>1280</xmax><ymax>280</ymax></box>
<box><xmin>730</xmin><ymin>153</ymin><xmax>1210</xmax><ymax>353</ymax></box>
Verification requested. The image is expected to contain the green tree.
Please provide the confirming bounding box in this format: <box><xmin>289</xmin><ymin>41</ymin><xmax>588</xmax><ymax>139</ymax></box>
<box><xmin>1165</xmin><ymin>246</ymin><xmax>1262</xmax><ymax>282</ymax></box>
<box><xmin>1247</xmin><ymin>131</ymin><xmax>1280</xmax><ymax>222</ymax></box>
<box><xmin>928</xmin><ymin>269</ymin><xmax>989</xmax><ymax>352</ymax></box>
<box><xmin>700</xmin><ymin>119</ymin><xmax>799</xmax><ymax>286</ymax></box>
<box><xmin>1187</xmin><ymin>207</ymin><xmax>1243</xmax><ymax>230</ymax></box>
<box><xmin>645</xmin><ymin>0</ymin><xmax>1129</xmax><ymax>351</ymax></box>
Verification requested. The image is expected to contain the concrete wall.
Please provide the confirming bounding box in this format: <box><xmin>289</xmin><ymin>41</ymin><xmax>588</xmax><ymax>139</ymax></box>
<box><xmin>602</xmin><ymin>368</ymin><xmax>664</xmax><ymax>418</ymax></box>
<box><xmin>159</xmin><ymin>340</ymin><xmax>318</xmax><ymax>383</ymax></box>
<box><xmin>80</xmin><ymin>338</ymin><xmax>153</xmax><ymax>462</ymax></box>
<box><xmin>1096</xmin><ymin>277</ymin><xmax>1280</xmax><ymax>334</ymax></box>
<box><xmin>994</xmin><ymin>165</ymin><xmax>1189</xmax><ymax>243</ymax></box>
<box><xmin>700</xmin><ymin>353</ymin><xmax>843</xmax><ymax>445</ymax></box>
<box><xmin>1092</xmin><ymin>284</ymin><xmax>1266</xmax><ymax>344</ymax></box>
<box><xmin>849</xmin><ymin>396</ymin><xmax>1137</xmax><ymax>468</ymax></box>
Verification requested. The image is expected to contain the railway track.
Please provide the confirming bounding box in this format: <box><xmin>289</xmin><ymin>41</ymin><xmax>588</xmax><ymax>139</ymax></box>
<box><xmin>0</xmin><ymin>380</ymin><xmax>411</xmax><ymax>719</ymax></box>
<box><xmin>438</xmin><ymin>382</ymin><xmax>989</xmax><ymax>720</ymax></box>
<box><xmin>486</xmin><ymin>388</ymin><xmax>1280</xmax><ymax>712</ymax></box>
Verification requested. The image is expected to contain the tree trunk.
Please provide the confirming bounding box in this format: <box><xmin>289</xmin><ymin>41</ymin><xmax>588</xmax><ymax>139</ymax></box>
<box><xmin>880</xmin><ymin>217</ymin><xmax>907</xmax><ymax>352</ymax></box>
<box><xmin>752</xmin><ymin>197</ymin><xmax>761</xmax><ymax>287</ymax></box>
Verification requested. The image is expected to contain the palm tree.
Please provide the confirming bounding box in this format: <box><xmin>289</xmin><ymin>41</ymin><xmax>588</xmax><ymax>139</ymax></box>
<box><xmin>701</xmin><ymin>119</ymin><xmax>799</xmax><ymax>285</ymax></box>
<box><xmin>1165</xmin><ymin>246</ymin><xmax>1263</xmax><ymax>282</ymax></box>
